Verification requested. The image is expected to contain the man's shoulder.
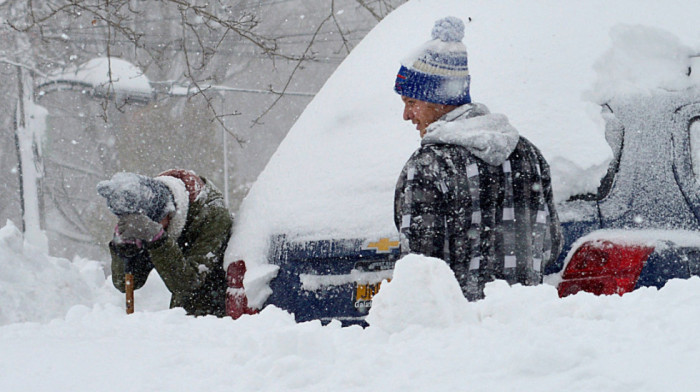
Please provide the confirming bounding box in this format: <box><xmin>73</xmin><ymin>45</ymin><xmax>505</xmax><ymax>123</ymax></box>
<box><xmin>404</xmin><ymin>144</ymin><xmax>474</xmax><ymax>176</ymax></box>
<box><xmin>515</xmin><ymin>135</ymin><xmax>537</xmax><ymax>149</ymax></box>
<box><xmin>414</xmin><ymin>143</ymin><xmax>469</xmax><ymax>158</ymax></box>
<box><xmin>512</xmin><ymin>136</ymin><xmax>548</xmax><ymax>161</ymax></box>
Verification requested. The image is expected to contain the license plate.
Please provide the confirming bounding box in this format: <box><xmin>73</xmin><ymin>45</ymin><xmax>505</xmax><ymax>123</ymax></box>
<box><xmin>354</xmin><ymin>280</ymin><xmax>388</xmax><ymax>313</ymax></box>
<box><xmin>353</xmin><ymin>258</ymin><xmax>395</xmax><ymax>314</ymax></box>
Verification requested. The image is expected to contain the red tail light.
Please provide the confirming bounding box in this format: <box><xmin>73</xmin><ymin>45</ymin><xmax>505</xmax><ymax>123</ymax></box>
<box><xmin>558</xmin><ymin>240</ymin><xmax>653</xmax><ymax>297</ymax></box>
<box><xmin>226</xmin><ymin>260</ymin><xmax>259</xmax><ymax>319</ymax></box>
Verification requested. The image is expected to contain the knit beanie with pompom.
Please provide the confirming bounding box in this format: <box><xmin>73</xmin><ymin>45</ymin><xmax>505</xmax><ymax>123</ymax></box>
<box><xmin>394</xmin><ymin>16</ymin><xmax>471</xmax><ymax>106</ymax></box>
<box><xmin>97</xmin><ymin>172</ymin><xmax>175</xmax><ymax>223</ymax></box>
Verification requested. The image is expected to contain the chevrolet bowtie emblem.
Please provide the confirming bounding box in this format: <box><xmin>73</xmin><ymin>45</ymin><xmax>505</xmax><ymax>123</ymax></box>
<box><xmin>364</xmin><ymin>238</ymin><xmax>400</xmax><ymax>253</ymax></box>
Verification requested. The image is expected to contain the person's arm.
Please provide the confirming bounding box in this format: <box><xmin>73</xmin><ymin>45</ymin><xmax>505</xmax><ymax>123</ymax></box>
<box><xmin>145</xmin><ymin>202</ymin><xmax>232</xmax><ymax>296</ymax></box>
<box><xmin>536</xmin><ymin>150</ymin><xmax>563</xmax><ymax>271</ymax></box>
<box><xmin>395</xmin><ymin>148</ymin><xmax>451</xmax><ymax>259</ymax></box>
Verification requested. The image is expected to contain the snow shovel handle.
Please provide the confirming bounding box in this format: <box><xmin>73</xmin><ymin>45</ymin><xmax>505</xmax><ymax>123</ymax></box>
<box><xmin>125</xmin><ymin>272</ymin><xmax>135</xmax><ymax>314</ymax></box>
<box><xmin>123</xmin><ymin>257</ymin><xmax>135</xmax><ymax>314</ymax></box>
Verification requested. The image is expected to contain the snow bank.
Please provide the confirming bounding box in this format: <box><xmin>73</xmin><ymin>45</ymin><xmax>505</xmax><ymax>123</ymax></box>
<box><xmin>3</xmin><ymin>251</ymin><xmax>700</xmax><ymax>391</ymax></box>
<box><xmin>0</xmin><ymin>221</ymin><xmax>170</xmax><ymax>325</ymax></box>
<box><xmin>0</xmin><ymin>221</ymin><xmax>104</xmax><ymax>324</ymax></box>
<box><xmin>3</xmin><ymin>211</ymin><xmax>700</xmax><ymax>390</ymax></box>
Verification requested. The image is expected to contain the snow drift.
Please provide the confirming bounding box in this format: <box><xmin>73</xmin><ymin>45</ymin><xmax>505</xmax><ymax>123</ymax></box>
<box><xmin>3</xmin><ymin>228</ymin><xmax>700</xmax><ymax>391</ymax></box>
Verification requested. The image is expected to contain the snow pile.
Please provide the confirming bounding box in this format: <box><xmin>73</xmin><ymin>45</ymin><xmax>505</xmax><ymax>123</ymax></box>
<box><xmin>0</xmin><ymin>221</ymin><xmax>170</xmax><ymax>325</ymax></box>
<box><xmin>3</xmin><ymin>251</ymin><xmax>700</xmax><ymax>391</ymax></box>
<box><xmin>366</xmin><ymin>254</ymin><xmax>474</xmax><ymax>332</ymax></box>
<box><xmin>589</xmin><ymin>24</ymin><xmax>697</xmax><ymax>103</ymax></box>
<box><xmin>0</xmin><ymin>221</ymin><xmax>104</xmax><ymax>324</ymax></box>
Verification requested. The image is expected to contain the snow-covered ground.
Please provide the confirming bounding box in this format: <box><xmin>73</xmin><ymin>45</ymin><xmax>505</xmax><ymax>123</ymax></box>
<box><xmin>3</xmin><ymin>230</ymin><xmax>700</xmax><ymax>391</ymax></box>
<box><xmin>3</xmin><ymin>1</ymin><xmax>700</xmax><ymax>391</ymax></box>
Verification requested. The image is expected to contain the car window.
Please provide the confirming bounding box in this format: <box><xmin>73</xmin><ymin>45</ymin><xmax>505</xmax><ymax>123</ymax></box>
<box><xmin>595</xmin><ymin>104</ymin><xmax>623</xmax><ymax>201</ymax></box>
<box><xmin>690</xmin><ymin>118</ymin><xmax>700</xmax><ymax>182</ymax></box>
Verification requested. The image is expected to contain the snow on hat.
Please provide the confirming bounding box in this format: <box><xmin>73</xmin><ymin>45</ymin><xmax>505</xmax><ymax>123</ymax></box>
<box><xmin>394</xmin><ymin>16</ymin><xmax>471</xmax><ymax>106</ymax></box>
<box><xmin>97</xmin><ymin>172</ymin><xmax>175</xmax><ymax>222</ymax></box>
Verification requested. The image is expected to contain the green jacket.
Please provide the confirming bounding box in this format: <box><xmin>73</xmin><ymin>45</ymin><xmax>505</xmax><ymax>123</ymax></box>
<box><xmin>110</xmin><ymin>176</ymin><xmax>233</xmax><ymax>316</ymax></box>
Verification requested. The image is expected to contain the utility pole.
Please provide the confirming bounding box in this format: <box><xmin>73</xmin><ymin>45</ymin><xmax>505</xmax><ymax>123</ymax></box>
<box><xmin>14</xmin><ymin>65</ymin><xmax>49</xmax><ymax>252</ymax></box>
<box><xmin>222</xmin><ymin>98</ymin><xmax>230</xmax><ymax>208</ymax></box>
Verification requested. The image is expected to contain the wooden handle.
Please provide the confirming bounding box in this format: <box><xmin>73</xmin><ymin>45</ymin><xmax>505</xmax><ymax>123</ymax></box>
<box><xmin>125</xmin><ymin>273</ymin><xmax>135</xmax><ymax>314</ymax></box>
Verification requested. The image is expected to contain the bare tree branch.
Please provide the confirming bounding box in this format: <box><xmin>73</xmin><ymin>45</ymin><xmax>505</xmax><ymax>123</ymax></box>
<box><xmin>176</xmin><ymin>5</ymin><xmax>245</xmax><ymax>147</ymax></box>
<box><xmin>252</xmin><ymin>5</ymin><xmax>336</xmax><ymax>125</ymax></box>
<box><xmin>0</xmin><ymin>57</ymin><xmax>46</xmax><ymax>76</ymax></box>
<box><xmin>355</xmin><ymin>0</ymin><xmax>382</xmax><ymax>21</ymax></box>
<box><xmin>331</xmin><ymin>0</ymin><xmax>352</xmax><ymax>54</ymax></box>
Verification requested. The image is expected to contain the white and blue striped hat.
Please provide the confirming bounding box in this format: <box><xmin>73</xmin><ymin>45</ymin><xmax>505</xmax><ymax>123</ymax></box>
<box><xmin>394</xmin><ymin>16</ymin><xmax>471</xmax><ymax>106</ymax></box>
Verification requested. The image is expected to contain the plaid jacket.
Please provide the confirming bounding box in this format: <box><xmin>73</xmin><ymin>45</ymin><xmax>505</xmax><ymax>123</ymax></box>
<box><xmin>394</xmin><ymin>104</ymin><xmax>562</xmax><ymax>300</ymax></box>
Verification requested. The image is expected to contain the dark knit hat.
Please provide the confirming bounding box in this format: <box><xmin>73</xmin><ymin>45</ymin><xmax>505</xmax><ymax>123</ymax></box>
<box><xmin>394</xmin><ymin>16</ymin><xmax>471</xmax><ymax>106</ymax></box>
<box><xmin>97</xmin><ymin>172</ymin><xmax>174</xmax><ymax>222</ymax></box>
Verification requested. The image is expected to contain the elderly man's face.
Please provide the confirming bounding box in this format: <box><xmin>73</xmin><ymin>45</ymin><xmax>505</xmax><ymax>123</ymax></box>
<box><xmin>401</xmin><ymin>96</ymin><xmax>455</xmax><ymax>138</ymax></box>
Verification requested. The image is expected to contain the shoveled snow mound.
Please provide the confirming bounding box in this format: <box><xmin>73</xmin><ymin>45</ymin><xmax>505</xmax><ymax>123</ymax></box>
<box><xmin>366</xmin><ymin>254</ymin><xmax>474</xmax><ymax>331</ymax></box>
<box><xmin>0</xmin><ymin>221</ymin><xmax>170</xmax><ymax>325</ymax></box>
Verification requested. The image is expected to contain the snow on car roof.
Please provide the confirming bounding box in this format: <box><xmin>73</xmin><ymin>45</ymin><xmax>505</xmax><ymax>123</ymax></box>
<box><xmin>227</xmin><ymin>0</ymin><xmax>700</xmax><ymax>287</ymax></box>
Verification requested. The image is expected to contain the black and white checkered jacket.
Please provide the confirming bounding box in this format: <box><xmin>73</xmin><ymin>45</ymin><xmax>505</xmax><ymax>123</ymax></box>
<box><xmin>394</xmin><ymin>103</ymin><xmax>562</xmax><ymax>300</ymax></box>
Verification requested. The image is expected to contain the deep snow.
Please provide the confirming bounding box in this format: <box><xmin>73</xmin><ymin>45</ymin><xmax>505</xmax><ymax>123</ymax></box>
<box><xmin>3</xmin><ymin>1</ymin><xmax>700</xmax><ymax>391</ymax></box>
<box><xmin>3</xmin><ymin>233</ymin><xmax>700</xmax><ymax>391</ymax></box>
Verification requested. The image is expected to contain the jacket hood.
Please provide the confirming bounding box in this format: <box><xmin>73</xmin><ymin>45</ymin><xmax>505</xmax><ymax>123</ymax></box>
<box><xmin>155</xmin><ymin>175</ymin><xmax>189</xmax><ymax>240</ymax></box>
<box><xmin>421</xmin><ymin>103</ymin><xmax>520</xmax><ymax>166</ymax></box>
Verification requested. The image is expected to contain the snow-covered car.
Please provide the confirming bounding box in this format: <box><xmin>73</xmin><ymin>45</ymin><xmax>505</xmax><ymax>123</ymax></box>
<box><xmin>223</xmin><ymin>1</ymin><xmax>700</xmax><ymax>325</ymax></box>
<box><xmin>226</xmin><ymin>235</ymin><xmax>400</xmax><ymax>324</ymax></box>
<box><xmin>556</xmin><ymin>86</ymin><xmax>700</xmax><ymax>296</ymax></box>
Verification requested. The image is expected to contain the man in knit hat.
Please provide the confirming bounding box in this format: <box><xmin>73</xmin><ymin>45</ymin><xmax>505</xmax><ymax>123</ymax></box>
<box><xmin>97</xmin><ymin>169</ymin><xmax>233</xmax><ymax>316</ymax></box>
<box><xmin>393</xmin><ymin>17</ymin><xmax>562</xmax><ymax>300</ymax></box>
